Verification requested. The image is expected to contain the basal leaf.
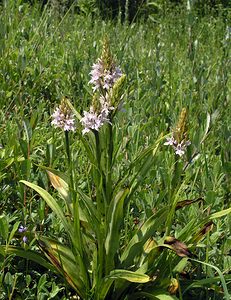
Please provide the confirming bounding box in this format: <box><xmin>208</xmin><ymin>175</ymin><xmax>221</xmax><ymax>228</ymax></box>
<box><xmin>38</xmin><ymin>236</ymin><xmax>87</xmax><ymax>298</ymax></box>
<box><xmin>1</xmin><ymin>245</ymin><xmax>56</xmax><ymax>272</ymax></box>
<box><xmin>20</xmin><ymin>180</ymin><xmax>73</xmax><ymax>238</ymax></box>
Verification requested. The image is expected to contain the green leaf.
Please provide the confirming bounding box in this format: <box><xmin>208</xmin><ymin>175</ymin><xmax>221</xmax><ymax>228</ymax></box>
<box><xmin>38</xmin><ymin>236</ymin><xmax>86</xmax><ymax>298</ymax></box>
<box><xmin>108</xmin><ymin>269</ymin><xmax>150</xmax><ymax>283</ymax></box>
<box><xmin>0</xmin><ymin>215</ymin><xmax>9</xmax><ymax>240</ymax></box>
<box><xmin>20</xmin><ymin>180</ymin><xmax>73</xmax><ymax>237</ymax></box>
<box><xmin>121</xmin><ymin>207</ymin><xmax>168</xmax><ymax>267</ymax></box>
<box><xmin>38</xmin><ymin>274</ymin><xmax>47</xmax><ymax>291</ymax></box>
<box><xmin>36</xmin><ymin>166</ymin><xmax>73</xmax><ymax>214</ymax></box>
<box><xmin>200</xmin><ymin>113</ymin><xmax>211</xmax><ymax>144</ymax></box>
<box><xmin>105</xmin><ymin>188</ymin><xmax>129</xmax><ymax>273</ymax></box>
<box><xmin>116</xmin><ymin>135</ymin><xmax>165</xmax><ymax>200</ymax></box>
<box><xmin>65</xmin><ymin>98</ymin><xmax>82</xmax><ymax>121</ymax></box>
<box><xmin>8</xmin><ymin>221</ymin><xmax>20</xmax><ymax>245</ymax></box>
<box><xmin>1</xmin><ymin>245</ymin><xmax>56</xmax><ymax>272</ymax></box>
<box><xmin>26</xmin><ymin>274</ymin><xmax>31</xmax><ymax>286</ymax></box>
<box><xmin>209</xmin><ymin>207</ymin><xmax>231</xmax><ymax>220</ymax></box>
<box><xmin>36</xmin><ymin>165</ymin><xmax>69</xmax><ymax>183</ymax></box>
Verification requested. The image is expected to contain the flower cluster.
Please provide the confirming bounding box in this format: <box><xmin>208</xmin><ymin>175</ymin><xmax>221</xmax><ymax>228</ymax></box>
<box><xmin>51</xmin><ymin>99</ymin><xmax>75</xmax><ymax>132</ymax></box>
<box><xmin>164</xmin><ymin>135</ymin><xmax>191</xmax><ymax>157</ymax></box>
<box><xmin>81</xmin><ymin>39</ymin><xmax>123</xmax><ymax>135</ymax></box>
<box><xmin>81</xmin><ymin>99</ymin><xmax>114</xmax><ymax>135</ymax></box>
<box><xmin>89</xmin><ymin>58</ymin><xmax>122</xmax><ymax>92</ymax></box>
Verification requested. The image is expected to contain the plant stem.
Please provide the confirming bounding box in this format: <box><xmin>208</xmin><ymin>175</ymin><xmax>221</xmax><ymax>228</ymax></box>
<box><xmin>106</xmin><ymin>122</ymin><xmax>113</xmax><ymax>203</ymax></box>
<box><xmin>64</xmin><ymin>131</ymin><xmax>89</xmax><ymax>290</ymax></box>
<box><xmin>94</xmin><ymin>130</ymin><xmax>106</xmax><ymax>286</ymax></box>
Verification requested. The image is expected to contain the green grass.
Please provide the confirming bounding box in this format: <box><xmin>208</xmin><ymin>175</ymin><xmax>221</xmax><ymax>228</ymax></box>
<box><xmin>0</xmin><ymin>1</ymin><xmax>230</xmax><ymax>299</ymax></box>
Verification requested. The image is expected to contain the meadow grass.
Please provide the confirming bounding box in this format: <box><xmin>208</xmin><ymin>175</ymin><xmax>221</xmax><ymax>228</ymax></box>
<box><xmin>0</xmin><ymin>1</ymin><xmax>230</xmax><ymax>299</ymax></box>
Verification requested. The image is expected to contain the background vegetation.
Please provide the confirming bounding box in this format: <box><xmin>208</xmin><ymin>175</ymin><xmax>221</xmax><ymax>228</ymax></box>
<box><xmin>0</xmin><ymin>0</ymin><xmax>230</xmax><ymax>299</ymax></box>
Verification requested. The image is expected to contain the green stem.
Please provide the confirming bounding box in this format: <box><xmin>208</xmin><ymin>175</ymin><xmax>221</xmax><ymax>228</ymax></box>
<box><xmin>106</xmin><ymin>122</ymin><xmax>113</xmax><ymax>203</ymax></box>
<box><xmin>64</xmin><ymin>131</ymin><xmax>90</xmax><ymax>290</ymax></box>
<box><xmin>94</xmin><ymin>130</ymin><xmax>106</xmax><ymax>287</ymax></box>
<box><xmin>94</xmin><ymin>130</ymin><xmax>104</xmax><ymax>214</ymax></box>
<box><xmin>64</xmin><ymin>131</ymin><xmax>74</xmax><ymax>216</ymax></box>
<box><xmin>166</xmin><ymin>158</ymin><xmax>182</xmax><ymax>235</ymax></box>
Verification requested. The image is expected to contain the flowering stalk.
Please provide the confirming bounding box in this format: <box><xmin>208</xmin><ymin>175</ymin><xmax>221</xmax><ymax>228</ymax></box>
<box><xmin>80</xmin><ymin>38</ymin><xmax>123</xmax><ymax>137</ymax></box>
<box><xmin>79</xmin><ymin>39</ymin><xmax>125</xmax><ymax>288</ymax></box>
<box><xmin>89</xmin><ymin>38</ymin><xmax>123</xmax><ymax>95</ymax></box>
<box><xmin>51</xmin><ymin>98</ymin><xmax>89</xmax><ymax>285</ymax></box>
<box><xmin>164</xmin><ymin>108</ymin><xmax>191</xmax><ymax>158</ymax></box>
<box><xmin>165</xmin><ymin>108</ymin><xmax>191</xmax><ymax>235</ymax></box>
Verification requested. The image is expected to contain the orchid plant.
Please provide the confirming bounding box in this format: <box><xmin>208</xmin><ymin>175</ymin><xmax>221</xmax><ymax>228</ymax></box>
<box><xmin>2</xmin><ymin>39</ymin><xmax>231</xmax><ymax>300</ymax></box>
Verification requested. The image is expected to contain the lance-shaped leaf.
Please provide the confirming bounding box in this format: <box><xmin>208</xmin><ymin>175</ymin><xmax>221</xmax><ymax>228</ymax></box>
<box><xmin>105</xmin><ymin>188</ymin><xmax>129</xmax><ymax>273</ymax></box>
<box><xmin>0</xmin><ymin>215</ymin><xmax>9</xmax><ymax>240</ymax></box>
<box><xmin>179</xmin><ymin>206</ymin><xmax>231</xmax><ymax>246</ymax></box>
<box><xmin>38</xmin><ymin>166</ymin><xmax>98</xmax><ymax>231</ymax></box>
<box><xmin>99</xmin><ymin>268</ymin><xmax>152</xmax><ymax>300</ymax></box>
<box><xmin>209</xmin><ymin>207</ymin><xmax>231</xmax><ymax>220</ymax></box>
<box><xmin>36</xmin><ymin>165</ymin><xmax>69</xmax><ymax>183</ymax></box>
<box><xmin>107</xmin><ymin>269</ymin><xmax>150</xmax><ymax>283</ymax></box>
<box><xmin>182</xmin><ymin>275</ymin><xmax>231</xmax><ymax>295</ymax></box>
<box><xmin>189</xmin><ymin>259</ymin><xmax>230</xmax><ymax>300</ymax></box>
<box><xmin>38</xmin><ymin>237</ymin><xmax>86</xmax><ymax>299</ymax></box>
<box><xmin>20</xmin><ymin>180</ymin><xmax>73</xmax><ymax>238</ymax></box>
<box><xmin>1</xmin><ymin>245</ymin><xmax>56</xmax><ymax>272</ymax></box>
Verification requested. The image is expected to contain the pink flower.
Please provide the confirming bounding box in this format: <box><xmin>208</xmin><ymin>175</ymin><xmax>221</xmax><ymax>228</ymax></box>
<box><xmin>89</xmin><ymin>59</ymin><xmax>123</xmax><ymax>92</ymax></box>
<box><xmin>165</xmin><ymin>136</ymin><xmax>191</xmax><ymax>157</ymax></box>
<box><xmin>80</xmin><ymin>101</ymin><xmax>114</xmax><ymax>135</ymax></box>
<box><xmin>51</xmin><ymin>107</ymin><xmax>75</xmax><ymax>132</ymax></box>
<box><xmin>174</xmin><ymin>143</ymin><xmax>185</xmax><ymax>157</ymax></box>
<box><xmin>81</xmin><ymin>107</ymin><xmax>104</xmax><ymax>135</ymax></box>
